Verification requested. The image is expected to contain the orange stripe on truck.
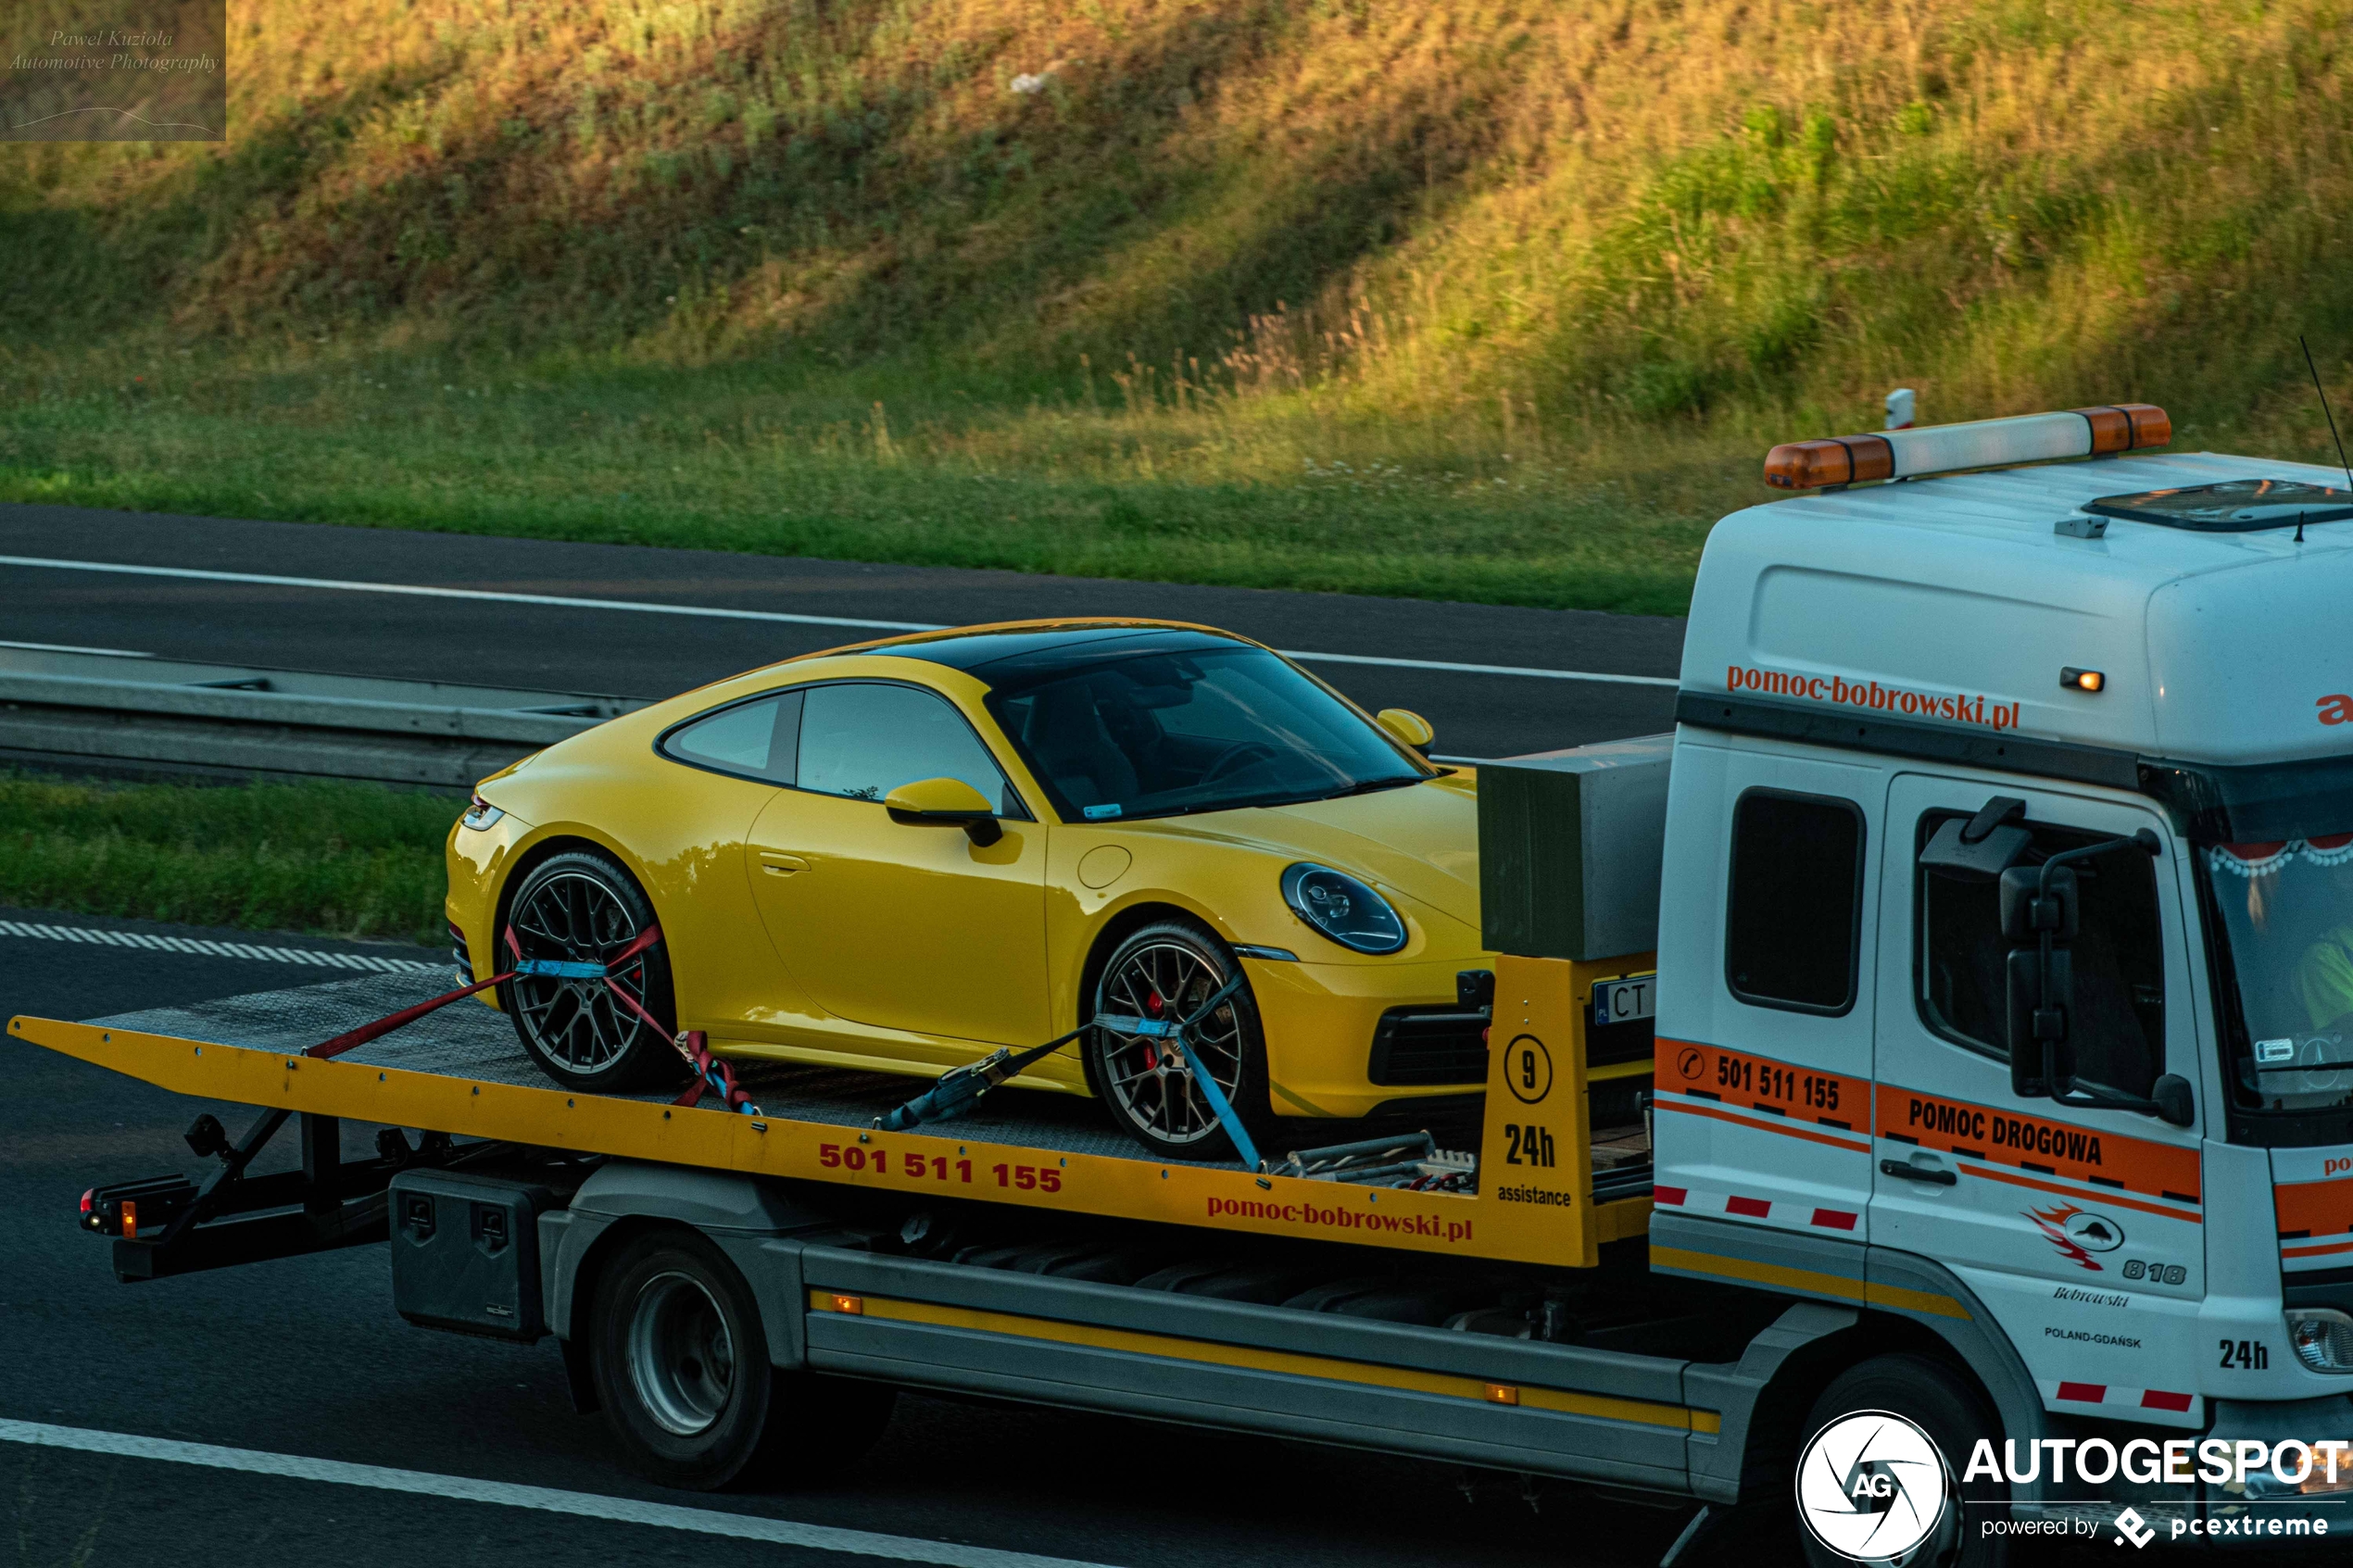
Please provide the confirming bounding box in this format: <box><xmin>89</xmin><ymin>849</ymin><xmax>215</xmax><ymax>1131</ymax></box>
<box><xmin>1873</xmin><ymin>1084</ymin><xmax>2199</xmax><ymax>1207</ymax></box>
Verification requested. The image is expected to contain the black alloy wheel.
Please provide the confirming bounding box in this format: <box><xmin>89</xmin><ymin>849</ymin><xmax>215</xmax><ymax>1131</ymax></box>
<box><xmin>1087</xmin><ymin>918</ymin><xmax>1277</xmax><ymax>1161</ymax></box>
<box><xmin>499</xmin><ymin>848</ymin><xmax>680</xmax><ymax>1091</ymax></box>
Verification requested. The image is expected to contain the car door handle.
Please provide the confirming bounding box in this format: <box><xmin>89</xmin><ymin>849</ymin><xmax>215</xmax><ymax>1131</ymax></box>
<box><xmin>1880</xmin><ymin>1159</ymin><xmax>1957</xmax><ymax>1186</ymax></box>
<box><xmin>758</xmin><ymin>853</ymin><xmax>808</xmax><ymax>876</ymax></box>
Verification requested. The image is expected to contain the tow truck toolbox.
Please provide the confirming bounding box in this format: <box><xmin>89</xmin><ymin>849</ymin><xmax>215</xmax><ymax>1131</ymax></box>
<box><xmin>20</xmin><ymin>401</ymin><xmax>2353</xmax><ymax>1562</ymax></box>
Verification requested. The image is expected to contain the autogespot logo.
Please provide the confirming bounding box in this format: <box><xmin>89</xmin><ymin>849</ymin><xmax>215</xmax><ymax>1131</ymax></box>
<box><xmin>1796</xmin><ymin>1411</ymin><xmax>1954</xmax><ymax>1562</ymax></box>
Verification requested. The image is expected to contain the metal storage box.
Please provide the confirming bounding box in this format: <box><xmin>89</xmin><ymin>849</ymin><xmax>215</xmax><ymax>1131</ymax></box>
<box><xmin>388</xmin><ymin>1169</ymin><xmax>557</xmax><ymax>1341</ymax></box>
<box><xmin>1477</xmin><ymin>734</ymin><xmax>1672</xmax><ymax>961</ymax></box>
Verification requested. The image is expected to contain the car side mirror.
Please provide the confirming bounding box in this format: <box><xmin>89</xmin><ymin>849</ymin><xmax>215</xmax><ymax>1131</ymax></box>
<box><xmin>1376</xmin><ymin>709</ymin><xmax>1434</xmax><ymax>752</ymax></box>
<box><xmin>2150</xmin><ymin>1073</ymin><xmax>2196</xmax><ymax>1128</ymax></box>
<box><xmin>883</xmin><ymin>777</ymin><xmax>1003</xmax><ymax>847</ymax></box>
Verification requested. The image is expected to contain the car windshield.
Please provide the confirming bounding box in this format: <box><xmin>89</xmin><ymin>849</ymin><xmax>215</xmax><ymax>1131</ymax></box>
<box><xmin>2206</xmin><ymin>833</ymin><xmax>2353</xmax><ymax>1110</ymax></box>
<box><xmin>983</xmin><ymin>644</ymin><xmax>1427</xmax><ymax>822</ymax></box>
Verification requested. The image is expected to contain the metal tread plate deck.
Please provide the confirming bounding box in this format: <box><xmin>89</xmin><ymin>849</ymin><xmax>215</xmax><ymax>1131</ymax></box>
<box><xmin>86</xmin><ymin>972</ymin><xmax>1182</xmax><ymax>1165</ymax></box>
<box><xmin>16</xmin><ymin>952</ymin><xmax>1651</xmax><ymax>1267</ymax></box>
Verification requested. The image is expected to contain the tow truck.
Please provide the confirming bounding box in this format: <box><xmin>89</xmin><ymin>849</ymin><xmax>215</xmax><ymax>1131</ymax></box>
<box><xmin>20</xmin><ymin>402</ymin><xmax>2353</xmax><ymax>1564</ymax></box>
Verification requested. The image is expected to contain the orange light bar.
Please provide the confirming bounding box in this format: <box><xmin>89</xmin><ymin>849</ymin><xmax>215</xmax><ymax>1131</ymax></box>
<box><xmin>826</xmin><ymin>1293</ymin><xmax>864</xmax><ymax>1315</ymax></box>
<box><xmin>1764</xmin><ymin>404</ymin><xmax>2171</xmax><ymax>491</ymax></box>
<box><xmin>1763</xmin><ymin>434</ymin><xmax>1894</xmax><ymax>491</ymax></box>
<box><xmin>1484</xmin><ymin>1383</ymin><xmax>1521</xmax><ymax>1405</ymax></box>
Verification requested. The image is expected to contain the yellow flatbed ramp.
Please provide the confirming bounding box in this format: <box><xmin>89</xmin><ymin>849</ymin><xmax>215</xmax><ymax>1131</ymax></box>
<box><xmin>13</xmin><ymin>953</ymin><xmax>1652</xmax><ymax>1269</ymax></box>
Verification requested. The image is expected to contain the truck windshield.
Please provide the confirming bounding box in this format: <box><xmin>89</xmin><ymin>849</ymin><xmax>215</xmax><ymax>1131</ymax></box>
<box><xmin>984</xmin><ymin>645</ymin><xmax>1428</xmax><ymax>822</ymax></box>
<box><xmin>2206</xmin><ymin>834</ymin><xmax>2353</xmax><ymax>1110</ymax></box>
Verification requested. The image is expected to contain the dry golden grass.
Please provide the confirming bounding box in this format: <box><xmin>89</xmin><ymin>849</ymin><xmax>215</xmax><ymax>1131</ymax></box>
<box><xmin>5</xmin><ymin>0</ymin><xmax>2352</xmax><ymax>612</ymax></box>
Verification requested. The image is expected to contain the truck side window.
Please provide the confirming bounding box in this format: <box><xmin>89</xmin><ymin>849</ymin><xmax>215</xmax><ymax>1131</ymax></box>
<box><xmin>1724</xmin><ymin>788</ymin><xmax>1865</xmax><ymax>1016</ymax></box>
<box><xmin>1917</xmin><ymin>814</ymin><xmax>2166</xmax><ymax>1096</ymax></box>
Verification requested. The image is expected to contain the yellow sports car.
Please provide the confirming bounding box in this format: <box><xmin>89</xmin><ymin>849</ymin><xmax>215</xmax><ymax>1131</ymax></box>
<box><xmin>445</xmin><ymin>621</ymin><xmax>1491</xmax><ymax>1157</ymax></box>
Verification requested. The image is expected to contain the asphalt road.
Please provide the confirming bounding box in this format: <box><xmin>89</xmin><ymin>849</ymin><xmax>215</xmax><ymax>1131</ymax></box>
<box><xmin>0</xmin><ymin>504</ymin><xmax>1685</xmax><ymax>760</ymax></box>
<box><xmin>0</xmin><ymin>915</ymin><xmax>1703</xmax><ymax>1568</ymax></box>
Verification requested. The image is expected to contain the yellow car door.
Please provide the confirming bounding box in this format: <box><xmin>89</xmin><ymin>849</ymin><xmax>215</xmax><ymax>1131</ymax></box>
<box><xmin>745</xmin><ymin>679</ymin><xmax>1051</xmax><ymax>1053</ymax></box>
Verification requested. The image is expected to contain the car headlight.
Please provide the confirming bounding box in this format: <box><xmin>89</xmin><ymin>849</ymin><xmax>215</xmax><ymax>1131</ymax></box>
<box><xmin>1281</xmin><ymin>862</ymin><xmax>1407</xmax><ymax>954</ymax></box>
<box><xmin>2288</xmin><ymin>1309</ymin><xmax>2353</xmax><ymax>1374</ymax></box>
<box><xmin>459</xmin><ymin>794</ymin><xmax>506</xmax><ymax>833</ymax></box>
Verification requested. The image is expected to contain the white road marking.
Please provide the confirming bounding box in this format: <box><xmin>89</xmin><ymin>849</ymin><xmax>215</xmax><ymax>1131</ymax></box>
<box><xmin>0</xmin><ymin>920</ymin><xmax>436</xmax><ymax>973</ymax></box>
<box><xmin>1283</xmin><ymin>648</ymin><xmax>1676</xmax><ymax>686</ymax></box>
<box><xmin>0</xmin><ymin>1420</ymin><xmax>1119</xmax><ymax>1568</ymax></box>
<box><xmin>0</xmin><ymin>555</ymin><xmax>1681</xmax><ymax>688</ymax></box>
<box><xmin>0</xmin><ymin>638</ymin><xmax>154</xmax><ymax>658</ymax></box>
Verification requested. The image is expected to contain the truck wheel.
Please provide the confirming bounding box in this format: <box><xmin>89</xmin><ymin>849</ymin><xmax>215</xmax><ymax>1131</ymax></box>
<box><xmin>588</xmin><ymin>1231</ymin><xmax>896</xmax><ymax>1490</ymax></box>
<box><xmin>500</xmin><ymin>848</ymin><xmax>682</xmax><ymax>1092</ymax></box>
<box><xmin>1796</xmin><ymin>1354</ymin><xmax>2006</xmax><ymax>1568</ymax></box>
<box><xmin>1087</xmin><ymin>919</ymin><xmax>1277</xmax><ymax>1162</ymax></box>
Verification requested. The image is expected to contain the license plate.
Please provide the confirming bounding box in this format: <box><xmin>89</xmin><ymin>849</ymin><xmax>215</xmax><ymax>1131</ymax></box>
<box><xmin>1591</xmin><ymin>975</ymin><xmax>1656</xmax><ymax>1028</ymax></box>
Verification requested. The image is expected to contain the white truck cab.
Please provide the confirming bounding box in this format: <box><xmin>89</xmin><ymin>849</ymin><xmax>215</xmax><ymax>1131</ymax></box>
<box><xmin>1650</xmin><ymin>416</ymin><xmax>2353</xmax><ymax>1540</ymax></box>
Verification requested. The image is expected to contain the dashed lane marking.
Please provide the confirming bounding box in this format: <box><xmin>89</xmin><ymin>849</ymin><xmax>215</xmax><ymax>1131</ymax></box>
<box><xmin>0</xmin><ymin>920</ymin><xmax>438</xmax><ymax>973</ymax></box>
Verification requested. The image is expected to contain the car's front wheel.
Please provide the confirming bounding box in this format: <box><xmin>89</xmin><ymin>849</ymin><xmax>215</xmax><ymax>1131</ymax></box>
<box><xmin>499</xmin><ymin>848</ymin><xmax>681</xmax><ymax>1092</ymax></box>
<box><xmin>1087</xmin><ymin>919</ymin><xmax>1277</xmax><ymax>1162</ymax></box>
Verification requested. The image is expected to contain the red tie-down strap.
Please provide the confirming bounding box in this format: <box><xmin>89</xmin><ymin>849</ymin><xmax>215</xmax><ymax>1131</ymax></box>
<box><xmin>541</xmin><ymin>940</ymin><xmax>757</xmax><ymax>1115</ymax></box>
<box><xmin>305</xmin><ymin>923</ymin><xmax>667</xmax><ymax>1062</ymax></box>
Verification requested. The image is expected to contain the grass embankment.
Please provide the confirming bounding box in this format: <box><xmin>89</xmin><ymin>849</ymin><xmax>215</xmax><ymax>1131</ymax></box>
<box><xmin>6</xmin><ymin>1</ymin><xmax>2353</xmax><ymax>615</ymax></box>
<box><xmin>0</xmin><ymin>775</ymin><xmax>451</xmax><ymax>946</ymax></box>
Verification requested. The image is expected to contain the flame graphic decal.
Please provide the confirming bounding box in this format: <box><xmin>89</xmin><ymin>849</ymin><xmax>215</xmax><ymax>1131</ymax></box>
<box><xmin>2026</xmin><ymin>1203</ymin><xmax>2104</xmax><ymax>1272</ymax></box>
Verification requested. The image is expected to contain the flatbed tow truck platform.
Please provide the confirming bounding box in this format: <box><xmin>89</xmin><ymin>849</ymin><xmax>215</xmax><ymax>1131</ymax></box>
<box><xmin>14</xmin><ymin>954</ymin><xmax>1794</xmax><ymax>1547</ymax></box>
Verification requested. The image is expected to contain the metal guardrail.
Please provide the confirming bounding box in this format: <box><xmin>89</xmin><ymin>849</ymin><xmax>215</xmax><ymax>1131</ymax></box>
<box><xmin>0</xmin><ymin>646</ymin><xmax>648</xmax><ymax>789</ymax></box>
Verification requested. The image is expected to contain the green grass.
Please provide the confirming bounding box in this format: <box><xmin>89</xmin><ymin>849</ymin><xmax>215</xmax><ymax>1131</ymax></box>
<box><xmin>6</xmin><ymin>0</ymin><xmax>2353</xmax><ymax>615</ymax></box>
<box><xmin>0</xmin><ymin>774</ymin><xmax>452</xmax><ymax>947</ymax></box>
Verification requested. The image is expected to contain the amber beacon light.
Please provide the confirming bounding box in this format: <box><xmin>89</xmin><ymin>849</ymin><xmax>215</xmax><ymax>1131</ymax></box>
<box><xmin>1763</xmin><ymin>405</ymin><xmax>2171</xmax><ymax>491</ymax></box>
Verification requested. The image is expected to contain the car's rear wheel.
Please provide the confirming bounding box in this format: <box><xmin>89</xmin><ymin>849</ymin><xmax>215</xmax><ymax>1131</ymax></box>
<box><xmin>499</xmin><ymin>848</ymin><xmax>681</xmax><ymax>1092</ymax></box>
<box><xmin>1088</xmin><ymin>919</ymin><xmax>1277</xmax><ymax>1161</ymax></box>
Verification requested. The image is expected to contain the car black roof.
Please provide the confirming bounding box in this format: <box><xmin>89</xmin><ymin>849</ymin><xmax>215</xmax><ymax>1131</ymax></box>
<box><xmin>869</xmin><ymin>623</ymin><xmax>1253</xmax><ymax>685</ymax></box>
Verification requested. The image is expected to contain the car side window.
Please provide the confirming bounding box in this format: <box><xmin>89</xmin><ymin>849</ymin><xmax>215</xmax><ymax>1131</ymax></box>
<box><xmin>1917</xmin><ymin>812</ymin><xmax>2166</xmax><ymax>1096</ymax></box>
<box><xmin>1724</xmin><ymin>787</ymin><xmax>1865</xmax><ymax>1016</ymax></box>
<box><xmin>798</xmin><ymin>683</ymin><xmax>1018</xmax><ymax>813</ymax></box>
<box><xmin>661</xmin><ymin>691</ymin><xmax>802</xmax><ymax>784</ymax></box>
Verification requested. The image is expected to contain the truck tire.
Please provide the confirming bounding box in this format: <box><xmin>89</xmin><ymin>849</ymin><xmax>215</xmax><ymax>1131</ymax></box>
<box><xmin>1795</xmin><ymin>1353</ymin><xmax>2007</xmax><ymax>1568</ymax></box>
<box><xmin>499</xmin><ymin>848</ymin><xmax>682</xmax><ymax>1092</ymax></box>
<box><xmin>1086</xmin><ymin>918</ymin><xmax>1277</xmax><ymax>1161</ymax></box>
<box><xmin>588</xmin><ymin>1230</ymin><xmax>896</xmax><ymax>1490</ymax></box>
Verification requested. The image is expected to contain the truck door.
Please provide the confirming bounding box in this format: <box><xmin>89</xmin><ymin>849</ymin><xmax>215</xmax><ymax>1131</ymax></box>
<box><xmin>1652</xmin><ymin>742</ymin><xmax>1881</xmax><ymax>1240</ymax></box>
<box><xmin>1872</xmin><ymin>774</ymin><xmax>2208</xmax><ymax>1426</ymax></box>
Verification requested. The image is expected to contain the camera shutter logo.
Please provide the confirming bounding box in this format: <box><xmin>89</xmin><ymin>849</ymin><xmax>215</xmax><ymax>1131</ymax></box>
<box><xmin>1794</xmin><ymin>1410</ymin><xmax>1953</xmax><ymax>1562</ymax></box>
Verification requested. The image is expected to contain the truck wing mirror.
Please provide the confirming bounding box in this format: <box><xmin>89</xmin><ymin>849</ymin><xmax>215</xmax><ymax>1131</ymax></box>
<box><xmin>1919</xmin><ymin>796</ymin><xmax>2032</xmax><ymax>880</ymax></box>
<box><xmin>1999</xmin><ymin>863</ymin><xmax>2078</xmax><ymax>945</ymax></box>
<box><xmin>2006</xmin><ymin>946</ymin><xmax>2074</xmax><ymax>1098</ymax></box>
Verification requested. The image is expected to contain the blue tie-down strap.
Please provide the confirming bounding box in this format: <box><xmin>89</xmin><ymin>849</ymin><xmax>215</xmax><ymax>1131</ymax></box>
<box><xmin>879</xmin><ymin>972</ymin><xmax>1263</xmax><ymax>1169</ymax></box>
<box><xmin>510</xmin><ymin>957</ymin><xmax>611</xmax><ymax>979</ymax></box>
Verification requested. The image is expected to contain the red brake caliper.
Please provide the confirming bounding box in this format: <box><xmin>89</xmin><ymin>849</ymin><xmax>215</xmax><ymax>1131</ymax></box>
<box><xmin>1142</xmin><ymin>990</ymin><xmax>1164</xmax><ymax>1070</ymax></box>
